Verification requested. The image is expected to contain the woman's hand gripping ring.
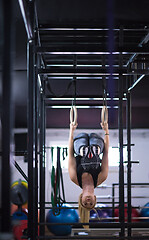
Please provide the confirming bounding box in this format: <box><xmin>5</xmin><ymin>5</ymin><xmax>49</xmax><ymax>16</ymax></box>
<box><xmin>101</xmin><ymin>106</ymin><xmax>108</xmax><ymax>126</ymax></box>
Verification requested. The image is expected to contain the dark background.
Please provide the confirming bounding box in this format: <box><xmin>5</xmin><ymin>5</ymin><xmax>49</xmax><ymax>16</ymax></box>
<box><xmin>1</xmin><ymin>0</ymin><xmax>149</xmax><ymax>130</ymax></box>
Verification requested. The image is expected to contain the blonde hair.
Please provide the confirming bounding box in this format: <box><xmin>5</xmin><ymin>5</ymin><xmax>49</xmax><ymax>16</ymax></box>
<box><xmin>78</xmin><ymin>193</ymin><xmax>97</xmax><ymax>229</ymax></box>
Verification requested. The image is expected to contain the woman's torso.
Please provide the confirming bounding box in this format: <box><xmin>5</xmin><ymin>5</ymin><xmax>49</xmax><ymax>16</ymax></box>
<box><xmin>76</xmin><ymin>155</ymin><xmax>101</xmax><ymax>188</ymax></box>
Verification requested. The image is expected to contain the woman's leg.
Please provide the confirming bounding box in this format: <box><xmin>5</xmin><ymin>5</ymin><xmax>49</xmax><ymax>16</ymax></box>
<box><xmin>73</xmin><ymin>133</ymin><xmax>89</xmax><ymax>155</ymax></box>
<box><xmin>89</xmin><ymin>133</ymin><xmax>104</xmax><ymax>153</ymax></box>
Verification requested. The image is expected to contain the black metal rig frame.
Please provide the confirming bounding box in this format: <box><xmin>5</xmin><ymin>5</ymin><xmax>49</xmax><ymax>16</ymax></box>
<box><xmin>1</xmin><ymin>0</ymin><xmax>149</xmax><ymax>239</ymax></box>
<box><xmin>1</xmin><ymin>1</ymin><xmax>14</xmax><ymax>239</ymax></box>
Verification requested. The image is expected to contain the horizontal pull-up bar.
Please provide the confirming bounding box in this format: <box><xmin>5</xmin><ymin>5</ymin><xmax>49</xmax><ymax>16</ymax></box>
<box><xmin>38</xmin><ymin>70</ymin><xmax>149</xmax><ymax>75</ymax></box>
<box><xmin>112</xmin><ymin>183</ymin><xmax>149</xmax><ymax>186</ymax></box>
<box><xmin>38</xmin><ymin>27</ymin><xmax>149</xmax><ymax>31</ymax></box>
<box><xmin>35</xmin><ymin>46</ymin><xmax>149</xmax><ymax>54</ymax></box>
<box><xmin>38</xmin><ymin>67</ymin><xmax>127</xmax><ymax>74</ymax></box>
<box><xmin>38</xmin><ymin>221</ymin><xmax>149</xmax><ymax>228</ymax></box>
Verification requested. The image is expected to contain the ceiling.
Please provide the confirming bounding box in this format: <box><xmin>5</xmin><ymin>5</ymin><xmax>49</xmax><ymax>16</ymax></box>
<box><xmin>1</xmin><ymin>0</ymin><xmax>149</xmax><ymax>129</ymax></box>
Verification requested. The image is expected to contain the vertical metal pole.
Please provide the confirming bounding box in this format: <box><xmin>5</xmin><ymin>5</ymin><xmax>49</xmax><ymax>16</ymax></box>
<box><xmin>112</xmin><ymin>184</ymin><xmax>115</xmax><ymax>219</ymax></box>
<box><xmin>34</xmin><ymin>26</ymin><xmax>39</xmax><ymax>239</ymax></box>
<box><xmin>118</xmin><ymin>26</ymin><xmax>125</xmax><ymax>237</ymax></box>
<box><xmin>27</xmin><ymin>1</ymin><xmax>36</xmax><ymax>239</ymax></box>
<box><xmin>127</xmin><ymin>76</ymin><xmax>132</xmax><ymax>237</ymax></box>
<box><xmin>27</xmin><ymin>38</ymin><xmax>36</xmax><ymax>240</ymax></box>
<box><xmin>107</xmin><ymin>0</ymin><xmax>115</xmax><ymax>124</ymax></box>
<box><xmin>39</xmin><ymin>80</ymin><xmax>46</xmax><ymax>236</ymax></box>
<box><xmin>1</xmin><ymin>0</ymin><xmax>14</xmax><ymax>236</ymax></box>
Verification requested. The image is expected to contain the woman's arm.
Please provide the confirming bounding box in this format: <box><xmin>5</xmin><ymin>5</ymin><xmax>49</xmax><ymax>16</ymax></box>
<box><xmin>97</xmin><ymin>122</ymin><xmax>109</xmax><ymax>185</ymax></box>
<box><xmin>68</xmin><ymin>123</ymin><xmax>79</xmax><ymax>185</ymax></box>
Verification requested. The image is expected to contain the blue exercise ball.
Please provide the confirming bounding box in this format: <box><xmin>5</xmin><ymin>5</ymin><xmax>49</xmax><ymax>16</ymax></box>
<box><xmin>12</xmin><ymin>211</ymin><xmax>28</xmax><ymax>221</ymax></box>
<box><xmin>46</xmin><ymin>204</ymin><xmax>79</xmax><ymax>236</ymax></box>
<box><xmin>90</xmin><ymin>203</ymin><xmax>112</xmax><ymax>222</ymax></box>
<box><xmin>140</xmin><ymin>202</ymin><xmax>149</xmax><ymax>222</ymax></box>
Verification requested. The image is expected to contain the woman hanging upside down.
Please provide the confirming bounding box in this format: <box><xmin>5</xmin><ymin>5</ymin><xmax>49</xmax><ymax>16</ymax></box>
<box><xmin>68</xmin><ymin>121</ymin><xmax>109</xmax><ymax>227</ymax></box>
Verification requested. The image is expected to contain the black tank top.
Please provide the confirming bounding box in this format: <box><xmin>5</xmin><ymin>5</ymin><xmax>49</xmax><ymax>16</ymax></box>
<box><xmin>76</xmin><ymin>155</ymin><xmax>101</xmax><ymax>188</ymax></box>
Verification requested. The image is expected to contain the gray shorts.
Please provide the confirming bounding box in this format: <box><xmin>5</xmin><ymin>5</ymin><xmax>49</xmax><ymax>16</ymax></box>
<box><xmin>73</xmin><ymin>132</ymin><xmax>104</xmax><ymax>155</ymax></box>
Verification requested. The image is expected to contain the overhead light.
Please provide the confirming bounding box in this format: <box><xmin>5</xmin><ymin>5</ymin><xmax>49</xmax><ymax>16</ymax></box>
<box><xmin>39</xmin><ymin>28</ymin><xmax>110</xmax><ymax>31</ymax></box>
<box><xmin>47</xmin><ymin>97</ymin><xmax>126</xmax><ymax>101</ymax></box>
<box><xmin>47</xmin><ymin>77</ymin><xmax>73</xmax><ymax>79</ymax></box>
<box><xmin>46</xmin><ymin>73</ymin><xmax>119</xmax><ymax>76</ymax></box>
<box><xmin>46</xmin><ymin>76</ymin><xmax>119</xmax><ymax>79</ymax></box>
<box><xmin>46</xmin><ymin>64</ymin><xmax>123</xmax><ymax>67</ymax></box>
<box><xmin>47</xmin><ymin>106</ymin><xmax>118</xmax><ymax>109</ymax></box>
<box><xmin>47</xmin><ymin>52</ymin><xmax>121</xmax><ymax>55</ymax></box>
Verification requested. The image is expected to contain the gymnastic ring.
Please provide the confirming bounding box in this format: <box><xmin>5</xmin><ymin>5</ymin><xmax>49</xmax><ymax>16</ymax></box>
<box><xmin>101</xmin><ymin>106</ymin><xmax>108</xmax><ymax>125</ymax></box>
<box><xmin>70</xmin><ymin>106</ymin><xmax>77</xmax><ymax>125</ymax></box>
